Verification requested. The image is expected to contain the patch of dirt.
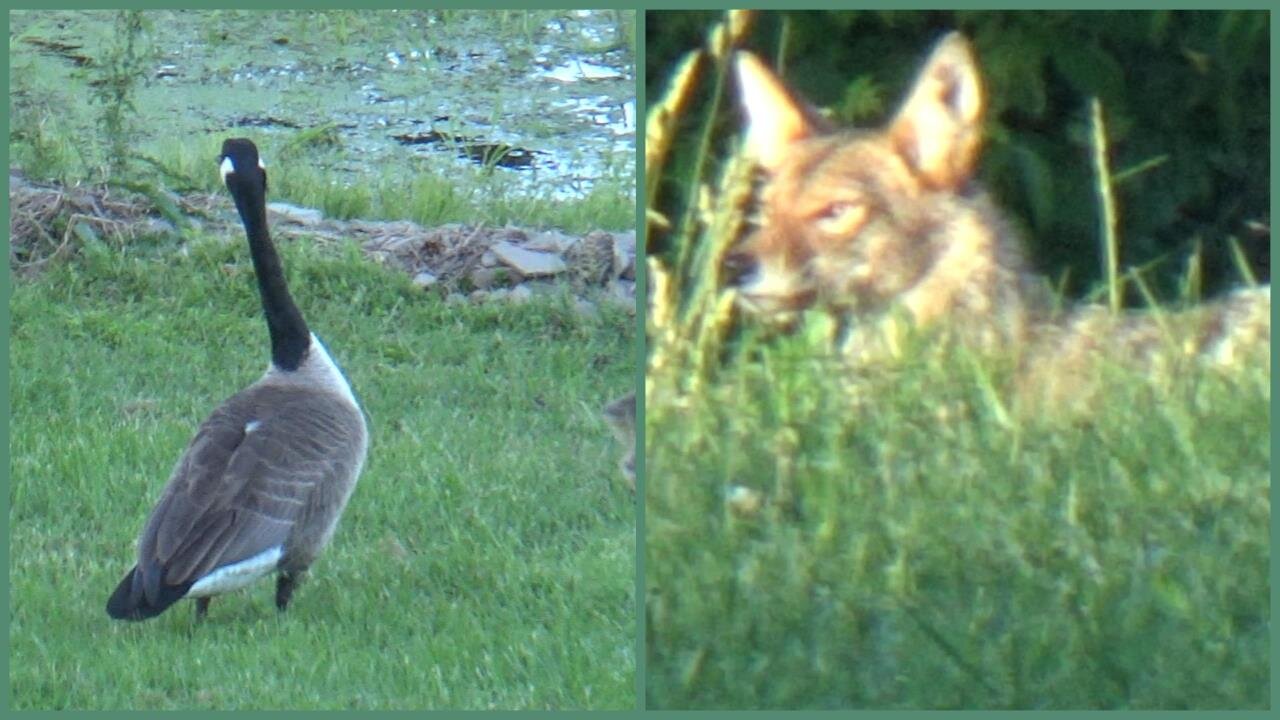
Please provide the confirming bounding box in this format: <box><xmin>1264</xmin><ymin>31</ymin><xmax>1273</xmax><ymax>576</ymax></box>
<box><xmin>9</xmin><ymin>170</ymin><xmax>636</xmax><ymax>310</ymax></box>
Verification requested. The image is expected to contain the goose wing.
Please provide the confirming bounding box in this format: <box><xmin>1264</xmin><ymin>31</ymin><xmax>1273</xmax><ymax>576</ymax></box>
<box><xmin>113</xmin><ymin>385</ymin><xmax>361</xmax><ymax>614</ymax></box>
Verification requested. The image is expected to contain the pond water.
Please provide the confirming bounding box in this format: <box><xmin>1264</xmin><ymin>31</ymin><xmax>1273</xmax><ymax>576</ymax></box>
<box><xmin>10</xmin><ymin>10</ymin><xmax>635</xmax><ymax>202</ymax></box>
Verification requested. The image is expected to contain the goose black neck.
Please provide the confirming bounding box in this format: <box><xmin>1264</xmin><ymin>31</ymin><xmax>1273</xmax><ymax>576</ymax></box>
<box><xmin>229</xmin><ymin>176</ymin><xmax>311</xmax><ymax>372</ymax></box>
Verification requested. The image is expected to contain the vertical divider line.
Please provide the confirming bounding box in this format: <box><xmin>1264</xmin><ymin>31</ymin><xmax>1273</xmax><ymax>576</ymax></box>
<box><xmin>633</xmin><ymin>9</ymin><xmax>648</xmax><ymax>710</ymax></box>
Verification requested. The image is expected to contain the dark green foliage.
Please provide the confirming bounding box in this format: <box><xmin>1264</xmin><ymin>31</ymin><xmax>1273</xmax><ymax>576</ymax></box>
<box><xmin>646</xmin><ymin>10</ymin><xmax>1268</xmax><ymax>301</ymax></box>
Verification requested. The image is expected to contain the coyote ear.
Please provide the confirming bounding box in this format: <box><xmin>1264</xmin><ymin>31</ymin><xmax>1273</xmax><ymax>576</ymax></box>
<box><xmin>888</xmin><ymin>32</ymin><xmax>985</xmax><ymax>189</ymax></box>
<box><xmin>735</xmin><ymin>52</ymin><xmax>824</xmax><ymax>171</ymax></box>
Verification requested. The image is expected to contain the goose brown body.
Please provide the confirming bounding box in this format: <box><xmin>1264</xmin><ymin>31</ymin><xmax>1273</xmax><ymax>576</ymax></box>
<box><xmin>106</xmin><ymin>138</ymin><xmax>368</xmax><ymax>621</ymax></box>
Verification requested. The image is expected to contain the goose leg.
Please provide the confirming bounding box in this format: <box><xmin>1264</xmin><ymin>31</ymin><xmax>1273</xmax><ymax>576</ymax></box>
<box><xmin>195</xmin><ymin>597</ymin><xmax>211</xmax><ymax>620</ymax></box>
<box><xmin>276</xmin><ymin>572</ymin><xmax>299</xmax><ymax>611</ymax></box>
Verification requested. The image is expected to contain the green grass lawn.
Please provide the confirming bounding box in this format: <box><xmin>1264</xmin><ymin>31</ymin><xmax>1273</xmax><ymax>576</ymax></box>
<box><xmin>9</xmin><ymin>234</ymin><xmax>637</xmax><ymax>709</ymax></box>
<box><xmin>645</xmin><ymin>311</ymin><xmax>1270</xmax><ymax>709</ymax></box>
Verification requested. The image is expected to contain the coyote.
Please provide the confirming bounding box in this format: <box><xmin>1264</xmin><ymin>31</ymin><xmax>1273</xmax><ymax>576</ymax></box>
<box><xmin>603</xmin><ymin>393</ymin><xmax>637</xmax><ymax>491</ymax></box>
<box><xmin>730</xmin><ymin>33</ymin><xmax>1269</xmax><ymax>405</ymax></box>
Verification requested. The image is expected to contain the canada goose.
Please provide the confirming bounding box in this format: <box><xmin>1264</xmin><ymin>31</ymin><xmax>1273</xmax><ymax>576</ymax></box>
<box><xmin>105</xmin><ymin>138</ymin><xmax>369</xmax><ymax>621</ymax></box>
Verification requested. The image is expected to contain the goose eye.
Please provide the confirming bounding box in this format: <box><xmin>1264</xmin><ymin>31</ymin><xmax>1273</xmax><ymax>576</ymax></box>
<box><xmin>814</xmin><ymin>201</ymin><xmax>869</xmax><ymax>237</ymax></box>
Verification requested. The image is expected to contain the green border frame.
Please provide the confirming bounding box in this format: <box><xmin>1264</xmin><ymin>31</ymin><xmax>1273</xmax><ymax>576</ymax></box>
<box><xmin>633</xmin><ymin>8</ymin><xmax>648</xmax><ymax>712</ymax></box>
<box><xmin>5</xmin><ymin>1</ymin><xmax>1278</xmax><ymax>714</ymax></box>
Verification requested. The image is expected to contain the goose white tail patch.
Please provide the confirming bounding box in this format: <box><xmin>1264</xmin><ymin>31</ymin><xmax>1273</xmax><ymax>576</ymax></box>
<box><xmin>187</xmin><ymin>545</ymin><xmax>283</xmax><ymax>597</ymax></box>
<box><xmin>244</xmin><ymin>419</ymin><xmax>262</xmax><ymax>434</ymax></box>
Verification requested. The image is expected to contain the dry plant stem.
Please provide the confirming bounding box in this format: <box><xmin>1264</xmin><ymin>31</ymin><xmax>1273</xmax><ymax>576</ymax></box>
<box><xmin>673</xmin><ymin>14</ymin><xmax>741</xmax><ymax>283</ymax></box>
<box><xmin>1089</xmin><ymin>98</ymin><xmax>1121</xmax><ymax>315</ymax></box>
<box><xmin>645</xmin><ymin>51</ymin><xmax>703</xmax><ymax>212</ymax></box>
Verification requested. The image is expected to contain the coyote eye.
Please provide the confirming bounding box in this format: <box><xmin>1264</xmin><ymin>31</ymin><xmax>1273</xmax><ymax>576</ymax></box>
<box><xmin>814</xmin><ymin>201</ymin><xmax>869</xmax><ymax>237</ymax></box>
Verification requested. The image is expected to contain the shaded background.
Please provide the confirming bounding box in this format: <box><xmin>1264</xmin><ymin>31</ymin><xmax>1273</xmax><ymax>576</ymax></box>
<box><xmin>647</xmin><ymin>10</ymin><xmax>1269</xmax><ymax>303</ymax></box>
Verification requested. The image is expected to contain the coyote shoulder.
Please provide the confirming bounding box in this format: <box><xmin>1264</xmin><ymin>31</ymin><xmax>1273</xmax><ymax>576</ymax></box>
<box><xmin>730</xmin><ymin>32</ymin><xmax>1269</xmax><ymax>397</ymax></box>
<box><xmin>603</xmin><ymin>393</ymin><xmax>637</xmax><ymax>491</ymax></box>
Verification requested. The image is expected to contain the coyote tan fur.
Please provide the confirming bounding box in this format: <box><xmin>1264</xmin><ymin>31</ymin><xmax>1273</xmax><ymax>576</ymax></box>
<box><xmin>731</xmin><ymin>33</ymin><xmax>1269</xmax><ymax>406</ymax></box>
<box><xmin>603</xmin><ymin>393</ymin><xmax>637</xmax><ymax>491</ymax></box>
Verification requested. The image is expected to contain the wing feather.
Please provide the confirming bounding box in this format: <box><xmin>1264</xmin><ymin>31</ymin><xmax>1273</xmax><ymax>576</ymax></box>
<box><xmin>131</xmin><ymin>384</ymin><xmax>363</xmax><ymax>597</ymax></box>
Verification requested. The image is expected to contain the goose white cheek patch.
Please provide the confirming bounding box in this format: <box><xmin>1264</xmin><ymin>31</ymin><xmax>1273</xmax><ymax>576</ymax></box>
<box><xmin>219</xmin><ymin>155</ymin><xmax>267</xmax><ymax>182</ymax></box>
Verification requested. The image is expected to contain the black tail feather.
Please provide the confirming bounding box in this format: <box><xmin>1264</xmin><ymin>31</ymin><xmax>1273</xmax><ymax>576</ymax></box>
<box><xmin>105</xmin><ymin>566</ymin><xmax>192</xmax><ymax>621</ymax></box>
